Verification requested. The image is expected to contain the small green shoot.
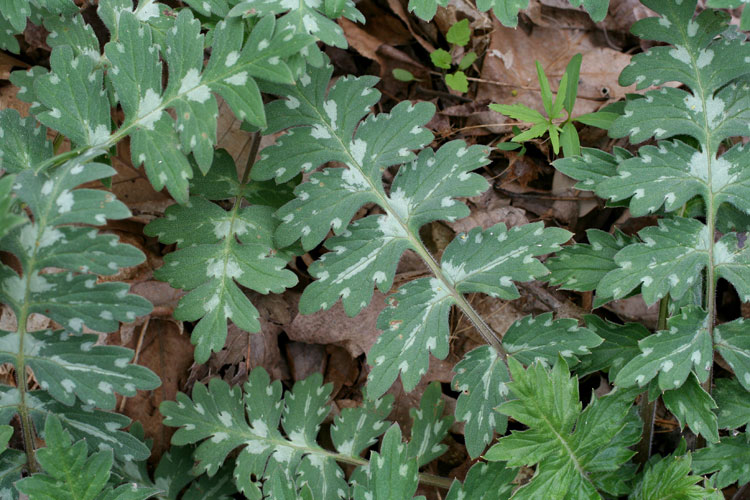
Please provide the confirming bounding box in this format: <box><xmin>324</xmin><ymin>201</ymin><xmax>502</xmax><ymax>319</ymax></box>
<box><xmin>490</xmin><ymin>54</ymin><xmax>618</xmax><ymax>157</ymax></box>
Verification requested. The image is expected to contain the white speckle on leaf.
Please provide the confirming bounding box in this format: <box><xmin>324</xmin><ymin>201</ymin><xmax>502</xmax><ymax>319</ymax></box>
<box><xmin>223</xmin><ymin>71</ymin><xmax>248</xmax><ymax>86</ymax></box>
<box><xmin>225</xmin><ymin>51</ymin><xmax>239</xmax><ymax>67</ymax></box>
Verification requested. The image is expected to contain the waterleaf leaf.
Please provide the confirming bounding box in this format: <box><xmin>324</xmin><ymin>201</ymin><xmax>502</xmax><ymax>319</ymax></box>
<box><xmin>352</xmin><ymin>425</ymin><xmax>421</xmax><ymax>500</ymax></box>
<box><xmin>0</xmin><ymin>330</ymin><xmax>159</xmax><ymax>409</ymax></box>
<box><xmin>713</xmin><ymin>378</ymin><xmax>750</xmax><ymax>429</ymax></box>
<box><xmin>452</xmin><ymin>345</ymin><xmax>510</xmax><ymax>458</ymax></box>
<box><xmin>503</xmin><ymin>313</ymin><xmax>602</xmax><ymax>366</ymax></box>
<box><xmin>145</xmin><ymin>195</ymin><xmax>297</xmax><ymax>363</ymax></box>
<box><xmin>693</xmin><ymin>434</ymin><xmax>750</xmax><ymax>489</ymax></box>
<box><xmin>331</xmin><ymin>396</ymin><xmax>393</xmax><ymax>458</ymax></box>
<box><xmin>445</xmin><ymin>461</ymin><xmax>515</xmax><ymax>500</ymax></box>
<box><xmin>161</xmin><ymin>369</ymin><xmax>348</xmax><ymax>499</ymax></box>
<box><xmin>0</xmin><ymin>109</ymin><xmax>53</xmax><ymax>173</ymax></box>
<box><xmin>577</xmin><ymin>315</ymin><xmax>649</xmax><ymax>380</ymax></box>
<box><xmin>407</xmin><ymin>382</ymin><xmax>451</xmax><ymax>466</ymax></box>
<box><xmin>552</xmin><ymin>147</ymin><xmax>632</xmax><ymax>192</ymax></box>
<box><xmin>299</xmin><ymin>141</ymin><xmax>489</xmax><ymax>316</ymax></box>
<box><xmin>714</xmin><ymin>317</ymin><xmax>750</xmax><ymax>391</ymax></box>
<box><xmin>662</xmin><ymin>373</ymin><xmax>719</xmax><ymax>443</ymax></box>
<box><xmin>615</xmin><ymin>306</ymin><xmax>712</xmax><ymax>390</ymax></box>
<box><xmin>598</xmin><ymin>217</ymin><xmax>708</xmax><ymax>304</ymax></box>
<box><xmin>547</xmin><ymin>228</ymin><xmax>637</xmax><ymax>294</ymax></box>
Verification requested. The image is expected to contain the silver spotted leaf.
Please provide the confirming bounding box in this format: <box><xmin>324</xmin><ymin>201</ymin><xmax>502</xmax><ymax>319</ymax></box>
<box><xmin>0</xmin><ymin>109</ymin><xmax>53</xmax><ymax>173</ymax></box>
<box><xmin>407</xmin><ymin>0</ymin><xmax>608</xmax><ymax>24</ymax></box>
<box><xmin>104</xmin><ymin>10</ymin><xmax>312</xmax><ymax>202</ymax></box>
<box><xmin>145</xmin><ymin>194</ymin><xmax>297</xmax><ymax>363</ymax></box>
<box><xmin>330</xmin><ymin>395</ymin><xmax>393</xmax><ymax>458</ymax></box>
<box><xmin>615</xmin><ymin>306</ymin><xmax>712</xmax><ymax>391</ymax></box>
<box><xmin>441</xmin><ymin>222</ymin><xmax>571</xmax><ymax>298</ymax></box>
<box><xmin>662</xmin><ymin>373</ymin><xmax>719</xmax><ymax>443</ymax></box>
<box><xmin>714</xmin><ymin>317</ymin><xmax>750</xmax><ymax>391</ymax></box>
<box><xmin>503</xmin><ymin>313</ymin><xmax>603</xmax><ymax>367</ymax></box>
<box><xmin>0</xmin><ymin>330</ymin><xmax>159</xmax><ymax>410</ymax></box>
<box><xmin>299</xmin><ymin>141</ymin><xmax>489</xmax><ymax>317</ymax></box>
<box><xmin>713</xmin><ymin>377</ymin><xmax>750</xmax><ymax>429</ymax></box>
<box><xmin>407</xmin><ymin>382</ymin><xmax>451</xmax><ymax>467</ymax></box>
<box><xmin>693</xmin><ymin>435</ymin><xmax>750</xmax><ymax>489</ymax></box>
<box><xmin>351</xmin><ymin>425</ymin><xmax>421</xmax><ymax>500</ymax></box>
<box><xmin>445</xmin><ymin>461</ymin><xmax>515</xmax><ymax>500</ymax></box>
<box><xmin>552</xmin><ymin>147</ymin><xmax>632</xmax><ymax>193</ymax></box>
<box><xmin>367</xmin><ymin>222</ymin><xmax>569</xmax><ymax>399</ymax></box>
<box><xmin>452</xmin><ymin>345</ymin><xmax>511</xmax><ymax>458</ymax></box>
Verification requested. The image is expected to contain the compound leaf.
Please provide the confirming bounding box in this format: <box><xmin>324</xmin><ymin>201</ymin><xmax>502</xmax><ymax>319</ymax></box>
<box><xmin>631</xmin><ymin>452</ymin><xmax>712</xmax><ymax>500</ymax></box>
<box><xmin>577</xmin><ymin>315</ymin><xmax>649</xmax><ymax>380</ymax></box>
<box><xmin>145</xmin><ymin>154</ymin><xmax>298</xmax><ymax>362</ymax></box>
<box><xmin>615</xmin><ymin>306</ymin><xmax>712</xmax><ymax>391</ymax></box>
<box><xmin>485</xmin><ymin>358</ymin><xmax>640</xmax><ymax>499</ymax></box>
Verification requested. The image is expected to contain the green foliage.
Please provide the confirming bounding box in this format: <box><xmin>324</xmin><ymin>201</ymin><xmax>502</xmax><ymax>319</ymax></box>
<box><xmin>485</xmin><ymin>358</ymin><xmax>641</xmax><ymax>499</ymax></box>
<box><xmin>408</xmin><ymin>0</ymin><xmax>610</xmax><ymax>26</ymax></box>
<box><xmin>145</xmin><ymin>151</ymin><xmax>298</xmax><ymax>362</ymax></box>
<box><xmin>15</xmin><ymin>416</ymin><xmax>159</xmax><ymax>500</ymax></box>
<box><xmin>162</xmin><ymin>367</ymin><xmax>451</xmax><ymax>499</ymax></box>
<box><xmin>631</xmin><ymin>450</ymin><xmax>716</xmax><ymax>500</ymax></box>
<box><xmin>491</xmin><ymin>55</ymin><xmax>617</xmax><ymax>156</ymax></box>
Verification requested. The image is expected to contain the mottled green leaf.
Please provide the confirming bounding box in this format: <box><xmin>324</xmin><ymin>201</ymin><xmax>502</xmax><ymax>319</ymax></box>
<box><xmin>577</xmin><ymin>315</ymin><xmax>649</xmax><ymax>380</ymax></box>
<box><xmin>445</xmin><ymin>461</ymin><xmax>515</xmax><ymax>500</ymax></box>
<box><xmin>693</xmin><ymin>434</ymin><xmax>750</xmax><ymax>489</ymax></box>
<box><xmin>452</xmin><ymin>345</ymin><xmax>510</xmax><ymax>458</ymax></box>
<box><xmin>714</xmin><ymin>317</ymin><xmax>750</xmax><ymax>391</ymax></box>
<box><xmin>615</xmin><ymin>306</ymin><xmax>712</xmax><ymax>390</ymax></box>
<box><xmin>407</xmin><ymin>382</ymin><xmax>451</xmax><ymax>466</ymax></box>
<box><xmin>662</xmin><ymin>373</ymin><xmax>719</xmax><ymax>443</ymax></box>
<box><xmin>352</xmin><ymin>425</ymin><xmax>421</xmax><ymax>500</ymax></box>
<box><xmin>713</xmin><ymin>377</ymin><xmax>750</xmax><ymax>429</ymax></box>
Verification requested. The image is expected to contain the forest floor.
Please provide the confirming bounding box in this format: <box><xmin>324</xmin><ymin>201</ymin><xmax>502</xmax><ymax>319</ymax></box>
<box><xmin>1</xmin><ymin>0</ymin><xmax>748</xmax><ymax>498</ymax></box>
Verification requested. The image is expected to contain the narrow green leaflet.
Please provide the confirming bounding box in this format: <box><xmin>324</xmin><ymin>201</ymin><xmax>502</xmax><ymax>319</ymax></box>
<box><xmin>299</xmin><ymin>141</ymin><xmax>489</xmax><ymax>317</ymax></box>
<box><xmin>503</xmin><ymin>313</ymin><xmax>603</xmax><ymax>367</ymax></box>
<box><xmin>598</xmin><ymin>217</ymin><xmax>708</xmax><ymax>304</ymax></box>
<box><xmin>444</xmin><ymin>462</ymin><xmax>515</xmax><ymax>500</ymax></box>
<box><xmin>367</xmin><ymin>222</ymin><xmax>569</xmax><ymax>399</ymax></box>
<box><xmin>34</xmin><ymin>45</ymin><xmax>110</xmax><ymax>149</ymax></box>
<box><xmin>0</xmin><ymin>176</ymin><xmax>24</xmax><ymax>240</ymax></box>
<box><xmin>577</xmin><ymin>315</ymin><xmax>650</xmax><ymax>380</ymax></box>
<box><xmin>351</xmin><ymin>425</ymin><xmax>421</xmax><ymax>500</ymax></box>
<box><xmin>16</xmin><ymin>416</ymin><xmax>159</xmax><ymax>500</ymax></box>
<box><xmin>713</xmin><ymin>378</ymin><xmax>750</xmax><ymax>429</ymax></box>
<box><xmin>693</xmin><ymin>434</ymin><xmax>750</xmax><ymax>489</ymax></box>
<box><xmin>104</xmin><ymin>10</ymin><xmax>312</xmax><ymax>202</ymax></box>
<box><xmin>714</xmin><ymin>317</ymin><xmax>750</xmax><ymax>391</ymax></box>
<box><xmin>485</xmin><ymin>358</ymin><xmax>640</xmax><ymax>499</ymax></box>
<box><xmin>631</xmin><ymin>452</ymin><xmax>712</xmax><ymax>500</ymax></box>
<box><xmin>145</xmin><ymin>155</ymin><xmax>297</xmax><ymax>363</ymax></box>
<box><xmin>662</xmin><ymin>373</ymin><xmax>719</xmax><ymax>443</ymax></box>
<box><xmin>407</xmin><ymin>382</ymin><xmax>451</xmax><ymax>467</ymax></box>
<box><xmin>547</xmin><ymin>229</ymin><xmax>637</xmax><ymax>299</ymax></box>
<box><xmin>615</xmin><ymin>306</ymin><xmax>712</xmax><ymax>391</ymax></box>
<box><xmin>367</xmin><ymin>278</ymin><xmax>453</xmax><ymax>399</ymax></box>
<box><xmin>452</xmin><ymin>346</ymin><xmax>510</xmax><ymax>458</ymax></box>
<box><xmin>0</xmin><ymin>330</ymin><xmax>159</xmax><ymax>409</ymax></box>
